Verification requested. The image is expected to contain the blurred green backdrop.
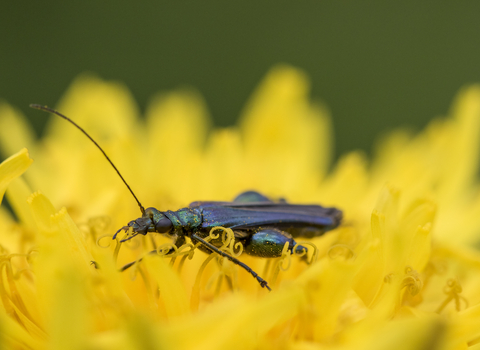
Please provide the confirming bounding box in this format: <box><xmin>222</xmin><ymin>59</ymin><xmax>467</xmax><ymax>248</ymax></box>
<box><xmin>2</xmin><ymin>1</ymin><xmax>480</xmax><ymax>159</ymax></box>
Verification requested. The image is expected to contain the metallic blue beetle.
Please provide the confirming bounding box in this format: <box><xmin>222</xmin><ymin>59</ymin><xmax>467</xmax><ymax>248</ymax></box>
<box><xmin>115</xmin><ymin>191</ymin><xmax>342</xmax><ymax>290</ymax></box>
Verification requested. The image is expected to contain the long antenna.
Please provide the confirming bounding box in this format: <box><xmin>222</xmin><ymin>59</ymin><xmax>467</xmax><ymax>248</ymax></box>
<box><xmin>30</xmin><ymin>104</ymin><xmax>145</xmax><ymax>215</ymax></box>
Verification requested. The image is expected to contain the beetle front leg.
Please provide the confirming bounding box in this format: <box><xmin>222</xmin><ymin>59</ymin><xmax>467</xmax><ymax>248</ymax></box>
<box><xmin>113</xmin><ymin>216</ymin><xmax>154</xmax><ymax>241</ymax></box>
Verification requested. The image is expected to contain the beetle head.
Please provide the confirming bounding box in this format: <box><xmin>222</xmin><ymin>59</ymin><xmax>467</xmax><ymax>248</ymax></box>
<box><xmin>144</xmin><ymin>207</ymin><xmax>173</xmax><ymax>234</ymax></box>
<box><xmin>113</xmin><ymin>207</ymin><xmax>173</xmax><ymax>242</ymax></box>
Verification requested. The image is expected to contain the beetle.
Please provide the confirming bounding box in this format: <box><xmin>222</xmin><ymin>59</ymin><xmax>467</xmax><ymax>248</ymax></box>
<box><xmin>30</xmin><ymin>104</ymin><xmax>342</xmax><ymax>290</ymax></box>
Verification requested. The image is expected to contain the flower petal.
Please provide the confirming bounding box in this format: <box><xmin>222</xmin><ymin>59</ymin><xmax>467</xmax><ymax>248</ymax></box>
<box><xmin>0</xmin><ymin>148</ymin><xmax>33</xmax><ymax>204</ymax></box>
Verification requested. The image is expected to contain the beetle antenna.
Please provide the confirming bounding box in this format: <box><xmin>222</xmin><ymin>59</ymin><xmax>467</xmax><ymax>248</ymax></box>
<box><xmin>29</xmin><ymin>104</ymin><xmax>146</xmax><ymax>215</ymax></box>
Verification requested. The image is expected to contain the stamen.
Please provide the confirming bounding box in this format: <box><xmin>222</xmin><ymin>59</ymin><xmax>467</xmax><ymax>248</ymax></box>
<box><xmin>266</xmin><ymin>242</ymin><xmax>292</xmax><ymax>287</ymax></box>
<box><xmin>127</xmin><ymin>260</ymin><xmax>141</xmax><ymax>281</ymax></box>
<box><xmin>400</xmin><ymin>266</ymin><xmax>423</xmax><ymax>296</ymax></box>
<box><xmin>79</xmin><ymin>216</ymin><xmax>111</xmax><ymax>242</ymax></box>
<box><xmin>207</xmin><ymin>226</ymin><xmax>239</xmax><ymax>255</ymax></box>
<box><xmin>156</xmin><ymin>243</ymin><xmax>178</xmax><ymax>257</ymax></box>
<box><xmin>384</xmin><ymin>273</ymin><xmax>394</xmax><ymax>283</ymax></box>
<box><xmin>0</xmin><ymin>256</ymin><xmax>43</xmax><ymax>334</ymax></box>
<box><xmin>436</xmin><ymin>279</ymin><xmax>469</xmax><ymax>313</ymax></box>
<box><xmin>191</xmin><ymin>254</ymin><xmax>217</xmax><ymax>311</ymax></box>
<box><xmin>138</xmin><ymin>264</ymin><xmax>158</xmax><ymax>307</ymax></box>
<box><xmin>278</xmin><ymin>241</ymin><xmax>293</xmax><ymax>272</ymax></box>
<box><xmin>328</xmin><ymin>244</ymin><xmax>355</xmax><ymax>260</ymax></box>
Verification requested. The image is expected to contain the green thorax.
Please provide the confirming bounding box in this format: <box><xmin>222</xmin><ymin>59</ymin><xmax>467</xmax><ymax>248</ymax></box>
<box><xmin>163</xmin><ymin>207</ymin><xmax>202</xmax><ymax>233</ymax></box>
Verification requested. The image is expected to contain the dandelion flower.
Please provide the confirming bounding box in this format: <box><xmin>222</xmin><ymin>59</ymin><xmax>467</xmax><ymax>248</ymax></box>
<box><xmin>1</xmin><ymin>66</ymin><xmax>480</xmax><ymax>349</ymax></box>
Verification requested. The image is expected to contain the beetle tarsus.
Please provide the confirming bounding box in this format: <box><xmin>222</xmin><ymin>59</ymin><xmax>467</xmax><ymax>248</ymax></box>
<box><xmin>112</xmin><ymin>227</ymin><xmax>125</xmax><ymax>240</ymax></box>
<box><xmin>257</xmin><ymin>278</ymin><xmax>271</xmax><ymax>291</ymax></box>
<box><xmin>113</xmin><ymin>226</ymin><xmax>140</xmax><ymax>242</ymax></box>
<box><xmin>119</xmin><ymin>234</ymin><xmax>139</xmax><ymax>243</ymax></box>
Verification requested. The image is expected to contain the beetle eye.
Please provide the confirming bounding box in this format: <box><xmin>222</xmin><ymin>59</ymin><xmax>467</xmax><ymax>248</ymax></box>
<box><xmin>155</xmin><ymin>217</ymin><xmax>172</xmax><ymax>233</ymax></box>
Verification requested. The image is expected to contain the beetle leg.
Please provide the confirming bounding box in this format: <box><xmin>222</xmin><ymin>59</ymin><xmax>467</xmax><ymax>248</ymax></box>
<box><xmin>119</xmin><ymin>235</ymin><xmax>187</xmax><ymax>271</ymax></box>
<box><xmin>191</xmin><ymin>233</ymin><xmax>271</xmax><ymax>291</ymax></box>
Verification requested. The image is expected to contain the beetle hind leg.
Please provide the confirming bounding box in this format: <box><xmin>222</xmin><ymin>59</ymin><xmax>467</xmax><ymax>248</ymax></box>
<box><xmin>191</xmin><ymin>233</ymin><xmax>272</xmax><ymax>291</ymax></box>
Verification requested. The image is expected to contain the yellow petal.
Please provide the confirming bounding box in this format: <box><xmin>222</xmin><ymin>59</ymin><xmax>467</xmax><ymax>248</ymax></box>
<box><xmin>5</xmin><ymin>177</ymin><xmax>35</xmax><ymax>230</ymax></box>
<box><xmin>0</xmin><ymin>148</ymin><xmax>33</xmax><ymax>204</ymax></box>
<box><xmin>297</xmin><ymin>258</ymin><xmax>357</xmax><ymax>342</ymax></box>
<box><xmin>201</xmin><ymin>128</ymin><xmax>244</xmax><ymax>199</ymax></box>
<box><xmin>27</xmin><ymin>191</ymin><xmax>93</xmax><ymax>269</ymax></box>
<box><xmin>0</xmin><ymin>306</ymin><xmax>43</xmax><ymax>349</ymax></box>
<box><xmin>357</xmin><ymin>317</ymin><xmax>446</xmax><ymax>350</ymax></box>
<box><xmin>318</xmin><ymin>151</ymin><xmax>369</xmax><ymax>212</ymax></box>
<box><xmin>353</xmin><ymin>233</ymin><xmax>385</xmax><ymax>307</ymax></box>
<box><xmin>453</xmin><ymin>303</ymin><xmax>480</xmax><ymax>346</ymax></box>
<box><xmin>48</xmin><ymin>267</ymin><xmax>89</xmax><ymax>350</ymax></box>
<box><xmin>145</xmin><ymin>89</ymin><xmax>209</xmax><ymax>202</ymax></box>
<box><xmin>240</xmin><ymin>65</ymin><xmax>331</xmax><ymax>195</ymax></box>
<box><xmin>406</xmin><ymin>222</ymin><xmax>432</xmax><ymax>271</ymax></box>
<box><xmin>143</xmin><ymin>255</ymin><xmax>189</xmax><ymax>318</ymax></box>
<box><xmin>442</xmin><ymin>85</ymin><xmax>480</xmax><ymax>199</ymax></box>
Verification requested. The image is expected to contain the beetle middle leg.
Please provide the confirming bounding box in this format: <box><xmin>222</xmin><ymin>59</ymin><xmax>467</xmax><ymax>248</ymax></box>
<box><xmin>119</xmin><ymin>235</ymin><xmax>188</xmax><ymax>271</ymax></box>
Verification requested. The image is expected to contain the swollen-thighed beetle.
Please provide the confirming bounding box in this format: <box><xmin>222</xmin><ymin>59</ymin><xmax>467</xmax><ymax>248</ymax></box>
<box><xmin>30</xmin><ymin>104</ymin><xmax>342</xmax><ymax>291</ymax></box>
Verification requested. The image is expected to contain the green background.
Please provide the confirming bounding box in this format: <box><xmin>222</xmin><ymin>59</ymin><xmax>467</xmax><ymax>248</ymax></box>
<box><xmin>2</xmin><ymin>1</ymin><xmax>480</xmax><ymax>159</ymax></box>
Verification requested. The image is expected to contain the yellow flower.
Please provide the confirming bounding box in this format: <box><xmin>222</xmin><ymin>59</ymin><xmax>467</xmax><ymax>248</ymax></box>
<box><xmin>1</xmin><ymin>65</ymin><xmax>480</xmax><ymax>349</ymax></box>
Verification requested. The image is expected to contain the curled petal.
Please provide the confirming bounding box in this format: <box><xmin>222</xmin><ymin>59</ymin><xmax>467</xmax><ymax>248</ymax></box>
<box><xmin>96</xmin><ymin>234</ymin><xmax>115</xmax><ymax>248</ymax></box>
<box><xmin>232</xmin><ymin>241</ymin><xmax>244</xmax><ymax>257</ymax></box>
<box><xmin>207</xmin><ymin>227</ymin><xmax>222</xmax><ymax>240</ymax></box>
<box><xmin>156</xmin><ymin>243</ymin><xmax>178</xmax><ymax>257</ymax></box>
